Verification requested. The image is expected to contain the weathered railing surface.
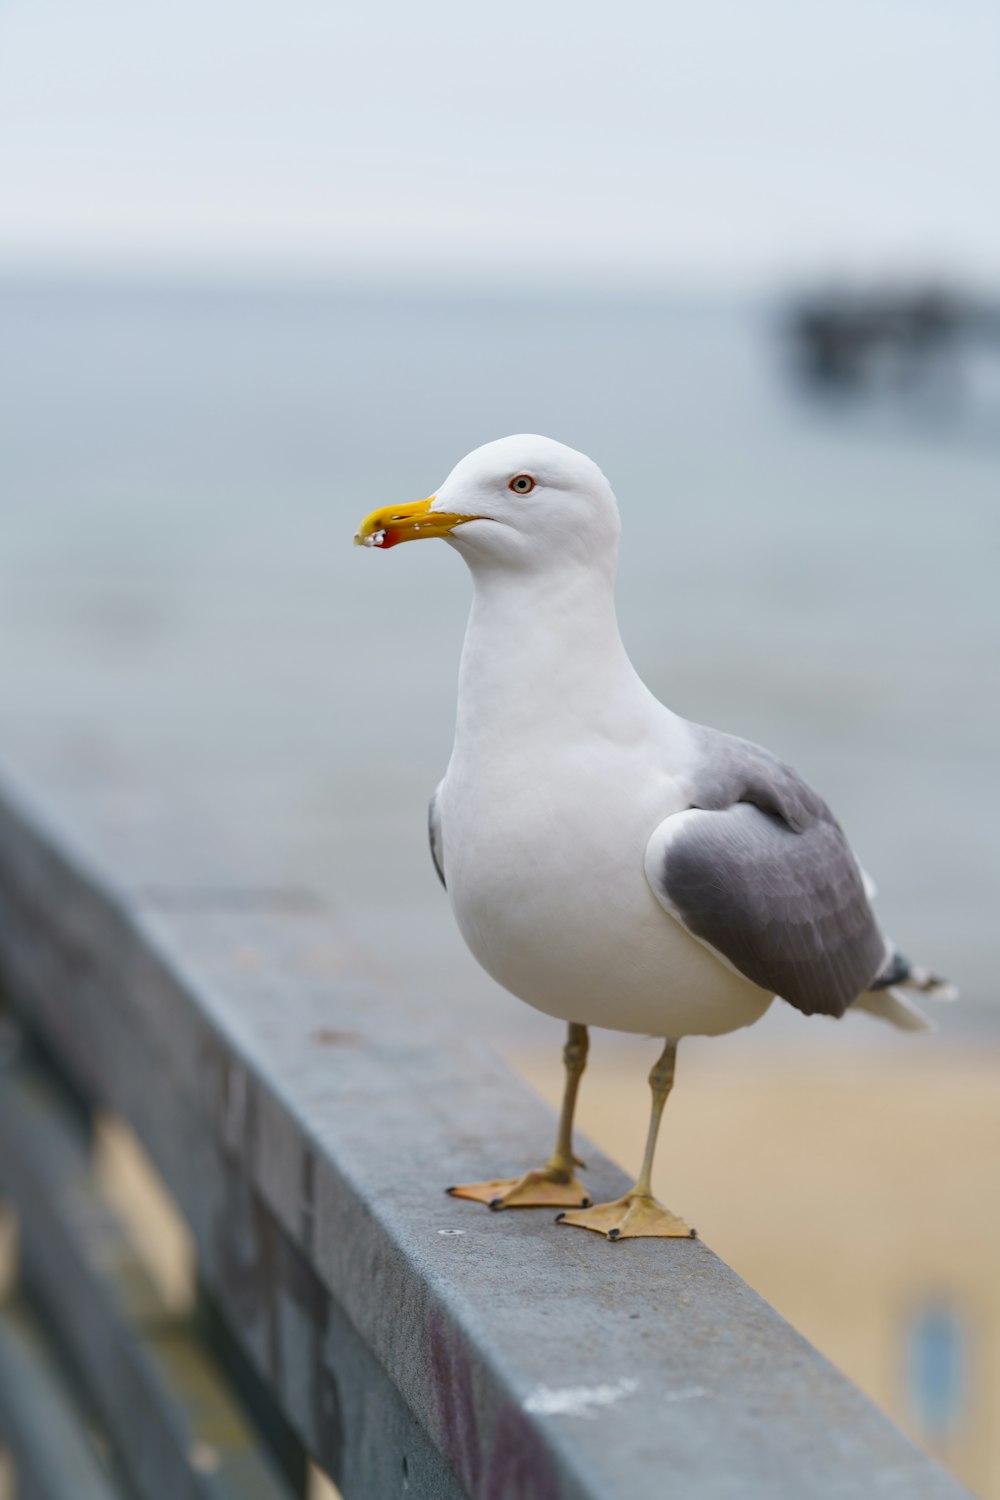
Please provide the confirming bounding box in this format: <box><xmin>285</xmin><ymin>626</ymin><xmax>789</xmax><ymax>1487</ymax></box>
<box><xmin>0</xmin><ymin>756</ymin><xmax>971</xmax><ymax>1500</ymax></box>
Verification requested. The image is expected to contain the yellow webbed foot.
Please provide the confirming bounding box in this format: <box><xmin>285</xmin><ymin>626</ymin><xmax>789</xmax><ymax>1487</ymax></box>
<box><xmin>447</xmin><ymin>1168</ymin><xmax>592</xmax><ymax>1211</ymax></box>
<box><xmin>556</xmin><ymin>1192</ymin><xmax>696</xmax><ymax>1240</ymax></box>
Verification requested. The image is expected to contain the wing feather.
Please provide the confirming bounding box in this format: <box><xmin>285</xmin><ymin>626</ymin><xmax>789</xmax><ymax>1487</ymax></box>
<box><xmin>646</xmin><ymin>728</ymin><xmax>887</xmax><ymax>1017</ymax></box>
<box><xmin>428</xmin><ymin>780</ymin><xmax>446</xmax><ymax>889</ymax></box>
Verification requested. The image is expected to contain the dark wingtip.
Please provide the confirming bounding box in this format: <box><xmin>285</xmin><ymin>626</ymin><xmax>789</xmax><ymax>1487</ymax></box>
<box><xmin>871</xmin><ymin>949</ymin><xmax>911</xmax><ymax>989</ymax></box>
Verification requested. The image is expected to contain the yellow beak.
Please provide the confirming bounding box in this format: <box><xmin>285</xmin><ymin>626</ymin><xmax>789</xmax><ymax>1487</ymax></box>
<box><xmin>353</xmin><ymin>497</ymin><xmax>482</xmax><ymax>550</ymax></box>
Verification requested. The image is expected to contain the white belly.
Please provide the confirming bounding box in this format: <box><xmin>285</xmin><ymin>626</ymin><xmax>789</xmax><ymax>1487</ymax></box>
<box><xmin>441</xmin><ymin>750</ymin><xmax>772</xmax><ymax>1039</ymax></box>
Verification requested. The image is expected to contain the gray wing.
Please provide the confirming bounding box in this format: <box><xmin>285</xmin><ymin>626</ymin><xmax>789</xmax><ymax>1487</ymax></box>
<box><xmin>646</xmin><ymin>726</ymin><xmax>887</xmax><ymax>1018</ymax></box>
<box><xmin>428</xmin><ymin>780</ymin><xmax>446</xmax><ymax>889</ymax></box>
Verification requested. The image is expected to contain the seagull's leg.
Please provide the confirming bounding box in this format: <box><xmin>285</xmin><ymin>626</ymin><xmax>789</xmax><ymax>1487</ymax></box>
<box><xmin>557</xmin><ymin>1039</ymin><xmax>695</xmax><ymax>1240</ymax></box>
<box><xmin>447</xmin><ymin>1022</ymin><xmax>593</xmax><ymax>1210</ymax></box>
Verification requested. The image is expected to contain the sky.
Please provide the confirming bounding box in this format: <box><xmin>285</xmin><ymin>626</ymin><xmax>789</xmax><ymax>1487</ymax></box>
<box><xmin>1</xmin><ymin>0</ymin><xmax>998</xmax><ymax>289</ymax></box>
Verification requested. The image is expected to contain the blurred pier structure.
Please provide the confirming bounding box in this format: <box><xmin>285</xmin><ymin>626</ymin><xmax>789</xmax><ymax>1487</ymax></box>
<box><xmin>785</xmin><ymin>285</ymin><xmax>1000</xmax><ymax>397</ymax></box>
<box><xmin>0</xmin><ymin>755</ymin><xmax>973</xmax><ymax>1500</ymax></box>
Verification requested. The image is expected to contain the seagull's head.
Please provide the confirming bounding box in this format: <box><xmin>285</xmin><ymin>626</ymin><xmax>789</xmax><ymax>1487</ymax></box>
<box><xmin>354</xmin><ymin>435</ymin><xmax>620</xmax><ymax>572</ymax></box>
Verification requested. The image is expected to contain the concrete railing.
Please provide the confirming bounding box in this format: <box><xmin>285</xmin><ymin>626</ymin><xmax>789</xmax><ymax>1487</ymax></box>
<box><xmin>0</xmin><ymin>758</ymin><xmax>971</xmax><ymax>1500</ymax></box>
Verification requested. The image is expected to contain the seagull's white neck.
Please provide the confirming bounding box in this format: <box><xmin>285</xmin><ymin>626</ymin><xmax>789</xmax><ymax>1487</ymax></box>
<box><xmin>452</xmin><ymin>553</ymin><xmax>650</xmax><ymax>755</ymax></box>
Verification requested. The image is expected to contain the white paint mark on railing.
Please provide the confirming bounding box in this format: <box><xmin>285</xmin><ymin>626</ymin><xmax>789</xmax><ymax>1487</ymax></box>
<box><xmin>523</xmin><ymin>1377</ymin><xmax>640</xmax><ymax>1419</ymax></box>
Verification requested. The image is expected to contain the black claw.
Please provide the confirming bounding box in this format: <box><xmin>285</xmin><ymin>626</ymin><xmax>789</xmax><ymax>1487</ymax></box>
<box><xmin>581</xmin><ymin>1197</ymin><xmax>592</xmax><ymax>1208</ymax></box>
<box><xmin>689</xmin><ymin>1228</ymin><xmax>698</xmax><ymax>1239</ymax></box>
<box><xmin>554</xmin><ymin>1212</ymin><xmax>566</xmax><ymax>1223</ymax></box>
<box><xmin>488</xmin><ymin>1197</ymin><xmax>504</xmax><ymax>1210</ymax></box>
<box><xmin>608</xmin><ymin>1228</ymin><xmax>621</xmax><ymax>1240</ymax></box>
<box><xmin>445</xmin><ymin>1187</ymin><xmax>457</xmax><ymax>1195</ymax></box>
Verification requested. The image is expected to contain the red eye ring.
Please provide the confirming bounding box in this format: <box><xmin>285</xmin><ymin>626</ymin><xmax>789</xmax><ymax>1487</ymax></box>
<box><xmin>508</xmin><ymin>474</ymin><xmax>535</xmax><ymax>494</ymax></box>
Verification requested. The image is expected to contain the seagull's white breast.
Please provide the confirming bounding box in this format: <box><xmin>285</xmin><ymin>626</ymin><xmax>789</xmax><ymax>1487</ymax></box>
<box><xmin>441</xmin><ymin>719</ymin><xmax>771</xmax><ymax>1038</ymax></box>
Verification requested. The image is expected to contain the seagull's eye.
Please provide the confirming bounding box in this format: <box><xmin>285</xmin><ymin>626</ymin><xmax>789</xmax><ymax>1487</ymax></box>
<box><xmin>508</xmin><ymin>474</ymin><xmax>535</xmax><ymax>494</ymax></box>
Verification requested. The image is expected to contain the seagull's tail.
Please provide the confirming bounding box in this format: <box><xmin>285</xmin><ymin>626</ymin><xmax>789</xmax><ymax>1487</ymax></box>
<box><xmin>853</xmin><ymin>948</ymin><xmax>958</xmax><ymax>1032</ymax></box>
<box><xmin>854</xmin><ymin>988</ymin><xmax>934</xmax><ymax>1031</ymax></box>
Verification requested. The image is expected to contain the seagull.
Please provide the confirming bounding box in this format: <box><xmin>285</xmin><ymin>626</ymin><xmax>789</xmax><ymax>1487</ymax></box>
<box><xmin>354</xmin><ymin>435</ymin><xmax>956</xmax><ymax>1241</ymax></box>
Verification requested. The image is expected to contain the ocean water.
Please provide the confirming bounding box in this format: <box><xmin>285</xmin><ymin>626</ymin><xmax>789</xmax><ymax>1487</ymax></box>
<box><xmin>1</xmin><ymin>274</ymin><xmax>997</xmax><ymax>1040</ymax></box>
